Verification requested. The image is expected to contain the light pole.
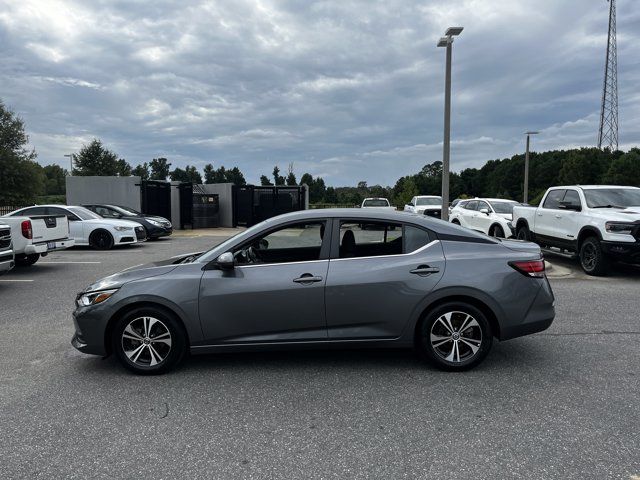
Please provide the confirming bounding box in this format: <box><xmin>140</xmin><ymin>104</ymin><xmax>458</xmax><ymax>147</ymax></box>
<box><xmin>64</xmin><ymin>154</ymin><xmax>73</xmax><ymax>175</ymax></box>
<box><xmin>523</xmin><ymin>131</ymin><xmax>539</xmax><ymax>204</ymax></box>
<box><xmin>437</xmin><ymin>26</ymin><xmax>463</xmax><ymax>221</ymax></box>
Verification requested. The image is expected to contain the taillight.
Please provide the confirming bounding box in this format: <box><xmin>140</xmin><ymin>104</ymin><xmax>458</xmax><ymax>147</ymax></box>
<box><xmin>509</xmin><ymin>259</ymin><xmax>545</xmax><ymax>278</ymax></box>
<box><xmin>21</xmin><ymin>220</ymin><xmax>32</xmax><ymax>239</ymax></box>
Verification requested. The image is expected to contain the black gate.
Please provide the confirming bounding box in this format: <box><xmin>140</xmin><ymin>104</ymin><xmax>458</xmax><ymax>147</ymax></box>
<box><xmin>192</xmin><ymin>193</ymin><xmax>220</xmax><ymax>228</ymax></box>
<box><xmin>233</xmin><ymin>185</ymin><xmax>305</xmax><ymax>227</ymax></box>
<box><xmin>178</xmin><ymin>183</ymin><xmax>193</xmax><ymax>229</ymax></box>
<box><xmin>141</xmin><ymin>180</ymin><xmax>171</xmax><ymax>219</ymax></box>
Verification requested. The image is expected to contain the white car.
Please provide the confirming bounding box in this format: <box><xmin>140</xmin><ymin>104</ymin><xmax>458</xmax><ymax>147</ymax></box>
<box><xmin>450</xmin><ymin>198</ymin><xmax>520</xmax><ymax>238</ymax></box>
<box><xmin>0</xmin><ymin>223</ymin><xmax>14</xmax><ymax>274</ymax></box>
<box><xmin>404</xmin><ymin>195</ymin><xmax>442</xmax><ymax>218</ymax></box>
<box><xmin>361</xmin><ymin>198</ymin><xmax>396</xmax><ymax>211</ymax></box>
<box><xmin>7</xmin><ymin>205</ymin><xmax>146</xmax><ymax>250</ymax></box>
<box><xmin>513</xmin><ymin>185</ymin><xmax>640</xmax><ymax>275</ymax></box>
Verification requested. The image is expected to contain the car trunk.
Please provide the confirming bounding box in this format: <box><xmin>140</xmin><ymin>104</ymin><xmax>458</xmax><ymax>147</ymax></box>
<box><xmin>498</xmin><ymin>238</ymin><xmax>542</xmax><ymax>256</ymax></box>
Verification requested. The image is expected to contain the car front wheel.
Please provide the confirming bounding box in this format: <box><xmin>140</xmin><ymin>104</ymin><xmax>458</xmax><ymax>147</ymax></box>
<box><xmin>112</xmin><ymin>307</ymin><xmax>187</xmax><ymax>375</ymax></box>
<box><xmin>579</xmin><ymin>236</ymin><xmax>609</xmax><ymax>276</ymax></box>
<box><xmin>491</xmin><ymin>225</ymin><xmax>505</xmax><ymax>238</ymax></box>
<box><xmin>90</xmin><ymin>229</ymin><xmax>114</xmax><ymax>250</ymax></box>
<box><xmin>418</xmin><ymin>302</ymin><xmax>493</xmax><ymax>371</ymax></box>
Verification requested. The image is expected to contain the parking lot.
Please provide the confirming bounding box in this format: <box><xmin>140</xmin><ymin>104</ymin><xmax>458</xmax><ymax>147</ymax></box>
<box><xmin>0</xmin><ymin>233</ymin><xmax>639</xmax><ymax>479</ymax></box>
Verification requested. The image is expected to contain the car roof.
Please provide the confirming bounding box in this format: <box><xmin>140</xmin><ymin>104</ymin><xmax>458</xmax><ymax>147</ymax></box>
<box><xmin>550</xmin><ymin>185</ymin><xmax>640</xmax><ymax>190</ymax></box>
<box><xmin>415</xmin><ymin>195</ymin><xmax>441</xmax><ymax>198</ymax></box>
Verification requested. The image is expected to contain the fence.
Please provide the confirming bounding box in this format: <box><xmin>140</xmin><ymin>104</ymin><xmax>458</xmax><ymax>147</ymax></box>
<box><xmin>0</xmin><ymin>206</ymin><xmax>25</xmax><ymax>216</ymax></box>
<box><xmin>308</xmin><ymin>203</ymin><xmax>358</xmax><ymax>209</ymax></box>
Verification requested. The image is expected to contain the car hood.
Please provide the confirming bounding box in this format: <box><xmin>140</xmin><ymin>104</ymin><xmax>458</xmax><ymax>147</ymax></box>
<box><xmin>416</xmin><ymin>205</ymin><xmax>441</xmax><ymax>212</ymax></box>
<box><xmin>588</xmin><ymin>207</ymin><xmax>640</xmax><ymax>221</ymax></box>
<box><xmin>84</xmin><ymin>263</ymin><xmax>180</xmax><ymax>292</ymax></box>
<box><xmin>85</xmin><ymin>218</ymin><xmax>142</xmax><ymax>228</ymax></box>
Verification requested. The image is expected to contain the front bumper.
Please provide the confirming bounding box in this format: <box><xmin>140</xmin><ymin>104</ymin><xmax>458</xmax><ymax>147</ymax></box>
<box><xmin>114</xmin><ymin>231</ymin><xmax>138</xmax><ymax>245</ymax></box>
<box><xmin>25</xmin><ymin>238</ymin><xmax>75</xmax><ymax>255</ymax></box>
<box><xmin>72</xmin><ymin>303</ymin><xmax>111</xmax><ymax>356</ymax></box>
<box><xmin>601</xmin><ymin>240</ymin><xmax>640</xmax><ymax>263</ymax></box>
<box><xmin>423</xmin><ymin>209</ymin><xmax>442</xmax><ymax>219</ymax></box>
<box><xmin>147</xmin><ymin>225</ymin><xmax>173</xmax><ymax>239</ymax></box>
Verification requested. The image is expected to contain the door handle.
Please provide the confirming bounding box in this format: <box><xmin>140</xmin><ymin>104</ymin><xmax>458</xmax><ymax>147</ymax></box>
<box><xmin>293</xmin><ymin>273</ymin><xmax>323</xmax><ymax>284</ymax></box>
<box><xmin>410</xmin><ymin>265</ymin><xmax>440</xmax><ymax>276</ymax></box>
<box><xmin>555</xmin><ymin>214</ymin><xmax>562</xmax><ymax>219</ymax></box>
<box><xmin>537</xmin><ymin>212</ymin><xmax>543</xmax><ymax>216</ymax></box>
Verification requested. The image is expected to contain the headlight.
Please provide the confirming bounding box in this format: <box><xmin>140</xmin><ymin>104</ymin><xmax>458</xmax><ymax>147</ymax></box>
<box><xmin>113</xmin><ymin>226</ymin><xmax>132</xmax><ymax>232</ymax></box>
<box><xmin>146</xmin><ymin>219</ymin><xmax>162</xmax><ymax>227</ymax></box>
<box><xmin>77</xmin><ymin>289</ymin><xmax>118</xmax><ymax>307</ymax></box>
<box><xmin>605</xmin><ymin>222</ymin><xmax>635</xmax><ymax>235</ymax></box>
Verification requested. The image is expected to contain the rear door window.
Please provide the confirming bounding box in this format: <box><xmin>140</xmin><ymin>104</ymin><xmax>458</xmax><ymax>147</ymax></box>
<box><xmin>338</xmin><ymin>221</ymin><xmax>402</xmax><ymax>258</ymax></box>
<box><xmin>404</xmin><ymin>225</ymin><xmax>433</xmax><ymax>253</ymax></box>
<box><xmin>562</xmin><ymin>190</ymin><xmax>581</xmax><ymax>207</ymax></box>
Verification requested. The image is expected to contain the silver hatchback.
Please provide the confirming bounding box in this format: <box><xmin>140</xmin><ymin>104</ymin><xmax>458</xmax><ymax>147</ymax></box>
<box><xmin>72</xmin><ymin>209</ymin><xmax>555</xmax><ymax>374</ymax></box>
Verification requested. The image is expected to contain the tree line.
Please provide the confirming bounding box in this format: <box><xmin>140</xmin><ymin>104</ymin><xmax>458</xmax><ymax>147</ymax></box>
<box><xmin>2</xmin><ymin>99</ymin><xmax>639</xmax><ymax>207</ymax></box>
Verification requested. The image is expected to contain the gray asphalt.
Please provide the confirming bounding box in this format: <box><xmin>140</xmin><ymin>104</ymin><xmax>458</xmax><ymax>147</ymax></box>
<box><xmin>0</xmin><ymin>235</ymin><xmax>638</xmax><ymax>479</ymax></box>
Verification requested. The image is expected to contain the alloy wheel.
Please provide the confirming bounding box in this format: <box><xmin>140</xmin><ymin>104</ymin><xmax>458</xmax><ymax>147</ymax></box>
<box><xmin>429</xmin><ymin>311</ymin><xmax>483</xmax><ymax>363</ymax></box>
<box><xmin>121</xmin><ymin>316</ymin><xmax>172</xmax><ymax>367</ymax></box>
<box><xmin>581</xmin><ymin>243</ymin><xmax>597</xmax><ymax>270</ymax></box>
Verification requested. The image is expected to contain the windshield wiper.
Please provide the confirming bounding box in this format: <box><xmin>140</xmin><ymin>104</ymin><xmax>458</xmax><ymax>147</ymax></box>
<box><xmin>591</xmin><ymin>204</ymin><xmax>625</xmax><ymax>209</ymax></box>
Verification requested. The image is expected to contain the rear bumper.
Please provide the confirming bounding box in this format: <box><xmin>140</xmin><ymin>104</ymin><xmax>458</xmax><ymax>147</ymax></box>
<box><xmin>25</xmin><ymin>238</ymin><xmax>75</xmax><ymax>255</ymax></box>
<box><xmin>601</xmin><ymin>240</ymin><xmax>640</xmax><ymax>263</ymax></box>
<box><xmin>500</xmin><ymin>277</ymin><xmax>555</xmax><ymax>341</ymax></box>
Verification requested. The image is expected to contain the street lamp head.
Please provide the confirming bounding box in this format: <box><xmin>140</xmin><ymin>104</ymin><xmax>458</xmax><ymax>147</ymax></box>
<box><xmin>525</xmin><ymin>131</ymin><xmax>540</xmax><ymax>136</ymax></box>
<box><xmin>445</xmin><ymin>27</ymin><xmax>464</xmax><ymax>36</ymax></box>
<box><xmin>437</xmin><ymin>37</ymin><xmax>451</xmax><ymax>48</ymax></box>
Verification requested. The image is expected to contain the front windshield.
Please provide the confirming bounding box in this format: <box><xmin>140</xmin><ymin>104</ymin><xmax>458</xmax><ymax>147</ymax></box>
<box><xmin>112</xmin><ymin>205</ymin><xmax>141</xmax><ymax>216</ymax></box>
<box><xmin>490</xmin><ymin>201</ymin><xmax>518</xmax><ymax>214</ymax></box>
<box><xmin>363</xmin><ymin>199</ymin><xmax>389</xmax><ymax>207</ymax></box>
<box><xmin>416</xmin><ymin>197</ymin><xmax>441</xmax><ymax>206</ymax></box>
<box><xmin>68</xmin><ymin>206</ymin><xmax>101</xmax><ymax>220</ymax></box>
<box><xmin>583</xmin><ymin>188</ymin><xmax>640</xmax><ymax>208</ymax></box>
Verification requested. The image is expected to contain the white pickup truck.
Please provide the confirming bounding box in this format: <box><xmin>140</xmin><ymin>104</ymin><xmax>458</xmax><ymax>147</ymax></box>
<box><xmin>1</xmin><ymin>214</ymin><xmax>75</xmax><ymax>266</ymax></box>
<box><xmin>512</xmin><ymin>185</ymin><xmax>640</xmax><ymax>275</ymax></box>
<box><xmin>361</xmin><ymin>198</ymin><xmax>396</xmax><ymax>211</ymax></box>
<box><xmin>0</xmin><ymin>223</ymin><xmax>14</xmax><ymax>274</ymax></box>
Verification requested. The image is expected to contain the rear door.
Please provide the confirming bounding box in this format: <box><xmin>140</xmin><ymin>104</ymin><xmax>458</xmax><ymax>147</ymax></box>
<box><xmin>325</xmin><ymin>219</ymin><xmax>445</xmax><ymax>339</ymax></box>
<box><xmin>459</xmin><ymin>200</ymin><xmax>478</xmax><ymax>228</ymax></box>
<box><xmin>472</xmin><ymin>200</ymin><xmax>492</xmax><ymax>233</ymax></box>
<box><xmin>535</xmin><ymin>189</ymin><xmax>566</xmax><ymax>242</ymax></box>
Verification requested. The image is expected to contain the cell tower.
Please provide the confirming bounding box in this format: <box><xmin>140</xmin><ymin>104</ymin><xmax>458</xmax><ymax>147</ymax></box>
<box><xmin>597</xmin><ymin>0</ymin><xmax>619</xmax><ymax>151</ymax></box>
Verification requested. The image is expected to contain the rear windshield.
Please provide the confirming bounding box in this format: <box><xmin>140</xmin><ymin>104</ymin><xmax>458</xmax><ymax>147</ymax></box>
<box><xmin>416</xmin><ymin>197</ymin><xmax>441</xmax><ymax>206</ymax></box>
<box><xmin>363</xmin><ymin>199</ymin><xmax>389</xmax><ymax>207</ymax></box>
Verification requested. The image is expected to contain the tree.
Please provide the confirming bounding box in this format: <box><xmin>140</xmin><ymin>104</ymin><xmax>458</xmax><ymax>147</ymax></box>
<box><xmin>0</xmin><ymin>100</ymin><xmax>44</xmax><ymax>204</ymax></box>
<box><xmin>149</xmin><ymin>157</ymin><xmax>171</xmax><ymax>180</ymax></box>
<box><xmin>203</xmin><ymin>164</ymin><xmax>247</xmax><ymax>185</ymax></box>
<box><xmin>43</xmin><ymin>164</ymin><xmax>67</xmax><ymax>195</ymax></box>
<box><xmin>132</xmin><ymin>162</ymin><xmax>150</xmax><ymax>180</ymax></box>
<box><xmin>260</xmin><ymin>175</ymin><xmax>273</xmax><ymax>186</ymax></box>
<box><xmin>226</xmin><ymin>167</ymin><xmax>246</xmax><ymax>186</ymax></box>
<box><xmin>286</xmin><ymin>163</ymin><xmax>297</xmax><ymax>185</ymax></box>
<box><xmin>604</xmin><ymin>148</ymin><xmax>640</xmax><ymax>186</ymax></box>
<box><xmin>324</xmin><ymin>186</ymin><xmax>338</xmax><ymax>204</ymax></box>
<box><xmin>170</xmin><ymin>165</ymin><xmax>202</xmax><ymax>183</ymax></box>
<box><xmin>72</xmin><ymin>139</ymin><xmax>131</xmax><ymax>176</ymax></box>
<box><xmin>273</xmin><ymin>166</ymin><xmax>285</xmax><ymax>185</ymax></box>
<box><xmin>300</xmin><ymin>173</ymin><xmax>313</xmax><ymax>186</ymax></box>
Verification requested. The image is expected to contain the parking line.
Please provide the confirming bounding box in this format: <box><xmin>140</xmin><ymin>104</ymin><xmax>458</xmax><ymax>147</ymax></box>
<box><xmin>0</xmin><ymin>279</ymin><xmax>34</xmax><ymax>282</ymax></box>
<box><xmin>39</xmin><ymin>261</ymin><xmax>102</xmax><ymax>264</ymax></box>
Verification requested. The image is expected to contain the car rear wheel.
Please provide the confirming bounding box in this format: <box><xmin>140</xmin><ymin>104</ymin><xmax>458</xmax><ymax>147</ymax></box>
<box><xmin>579</xmin><ymin>236</ymin><xmax>609</xmax><ymax>276</ymax></box>
<box><xmin>490</xmin><ymin>225</ymin><xmax>505</xmax><ymax>238</ymax></box>
<box><xmin>15</xmin><ymin>253</ymin><xmax>40</xmax><ymax>267</ymax></box>
<box><xmin>90</xmin><ymin>229</ymin><xmax>114</xmax><ymax>250</ymax></box>
<box><xmin>112</xmin><ymin>307</ymin><xmax>186</xmax><ymax>375</ymax></box>
<box><xmin>418</xmin><ymin>302</ymin><xmax>492</xmax><ymax>371</ymax></box>
<box><xmin>516</xmin><ymin>225</ymin><xmax>530</xmax><ymax>241</ymax></box>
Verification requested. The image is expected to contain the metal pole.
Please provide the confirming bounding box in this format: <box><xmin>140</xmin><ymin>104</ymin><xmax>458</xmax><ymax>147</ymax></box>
<box><xmin>64</xmin><ymin>154</ymin><xmax>73</xmax><ymax>175</ymax></box>
<box><xmin>524</xmin><ymin>134</ymin><xmax>530</xmax><ymax>204</ymax></box>
<box><xmin>441</xmin><ymin>40</ymin><xmax>452</xmax><ymax>220</ymax></box>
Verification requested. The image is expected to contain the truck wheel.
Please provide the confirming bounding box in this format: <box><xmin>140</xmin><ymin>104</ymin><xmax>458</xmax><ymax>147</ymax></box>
<box><xmin>90</xmin><ymin>230</ymin><xmax>114</xmax><ymax>250</ymax></box>
<box><xmin>516</xmin><ymin>225</ymin><xmax>530</xmax><ymax>241</ymax></box>
<box><xmin>579</xmin><ymin>236</ymin><xmax>609</xmax><ymax>276</ymax></box>
<box><xmin>490</xmin><ymin>225</ymin><xmax>505</xmax><ymax>238</ymax></box>
<box><xmin>15</xmin><ymin>253</ymin><xmax>40</xmax><ymax>267</ymax></box>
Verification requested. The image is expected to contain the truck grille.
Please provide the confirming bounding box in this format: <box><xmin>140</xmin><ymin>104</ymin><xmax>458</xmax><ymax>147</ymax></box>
<box><xmin>424</xmin><ymin>209</ymin><xmax>442</xmax><ymax>219</ymax></box>
<box><xmin>135</xmin><ymin>226</ymin><xmax>147</xmax><ymax>241</ymax></box>
<box><xmin>0</xmin><ymin>228</ymin><xmax>11</xmax><ymax>250</ymax></box>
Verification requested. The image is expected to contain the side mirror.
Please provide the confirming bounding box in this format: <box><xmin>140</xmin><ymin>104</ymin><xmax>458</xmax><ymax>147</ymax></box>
<box><xmin>479</xmin><ymin>208</ymin><xmax>490</xmax><ymax>215</ymax></box>
<box><xmin>407</xmin><ymin>202</ymin><xmax>414</xmax><ymax>207</ymax></box>
<box><xmin>216</xmin><ymin>252</ymin><xmax>235</xmax><ymax>270</ymax></box>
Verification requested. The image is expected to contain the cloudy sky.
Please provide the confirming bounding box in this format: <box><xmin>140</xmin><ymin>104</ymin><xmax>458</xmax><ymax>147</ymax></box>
<box><xmin>1</xmin><ymin>0</ymin><xmax>639</xmax><ymax>186</ymax></box>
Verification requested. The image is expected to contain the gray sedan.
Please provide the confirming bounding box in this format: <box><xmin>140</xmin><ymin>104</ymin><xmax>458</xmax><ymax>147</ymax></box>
<box><xmin>72</xmin><ymin>209</ymin><xmax>555</xmax><ymax>374</ymax></box>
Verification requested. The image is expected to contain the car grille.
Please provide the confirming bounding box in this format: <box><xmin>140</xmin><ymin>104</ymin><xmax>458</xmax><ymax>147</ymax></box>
<box><xmin>0</xmin><ymin>228</ymin><xmax>11</xmax><ymax>250</ymax></box>
<box><xmin>135</xmin><ymin>226</ymin><xmax>147</xmax><ymax>240</ymax></box>
<box><xmin>424</xmin><ymin>209</ymin><xmax>442</xmax><ymax>219</ymax></box>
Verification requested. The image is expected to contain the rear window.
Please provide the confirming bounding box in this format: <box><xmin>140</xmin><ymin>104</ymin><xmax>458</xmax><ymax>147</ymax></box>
<box><xmin>404</xmin><ymin>225</ymin><xmax>432</xmax><ymax>252</ymax></box>
<box><xmin>415</xmin><ymin>197</ymin><xmax>441</xmax><ymax>206</ymax></box>
<box><xmin>362</xmin><ymin>199</ymin><xmax>389</xmax><ymax>207</ymax></box>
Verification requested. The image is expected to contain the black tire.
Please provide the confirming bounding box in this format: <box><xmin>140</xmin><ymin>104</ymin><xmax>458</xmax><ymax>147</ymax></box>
<box><xmin>579</xmin><ymin>236</ymin><xmax>609</xmax><ymax>276</ymax></box>
<box><xmin>15</xmin><ymin>253</ymin><xmax>40</xmax><ymax>267</ymax></box>
<box><xmin>516</xmin><ymin>224</ymin><xmax>530</xmax><ymax>241</ymax></box>
<box><xmin>491</xmin><ymin>225</ymin><xmax>505</xmax><ymax>238</ymax></box>
<box><xmin>90</xmin><ymin>229</ymin><xmax>114</xmax><ymax>250</ymax></box>
<box><xmin>112</xmin><ymin>306</ymin><xmax>187</xmax><ymax>375</ymax></box>
<box><xmin>418</xmin><ymin>302</ymin><xmax>493</xmax><ymax>371</ymax></box>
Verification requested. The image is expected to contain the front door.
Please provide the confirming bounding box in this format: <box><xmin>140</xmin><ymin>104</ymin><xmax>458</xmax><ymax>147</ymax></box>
<box><xmin>198</xmin><ymin>220</ymin><xmax>330</xmax><ymax>343</ymax></box>
<box><xmin>325</xmin><ymin>220</ymin><xmax>445</xmax><ymax>339</ymax></box>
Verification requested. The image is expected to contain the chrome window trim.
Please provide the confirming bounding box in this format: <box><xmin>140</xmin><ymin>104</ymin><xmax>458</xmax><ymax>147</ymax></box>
<box><xmin>236</xmin><ymin>259</ymin><xmax>329</xmax><ymax>269</ymax></box>
<box><xmin>332</xmin><ymin>239</ymin><xmax>440</xmax><ymax>262</ymax></box>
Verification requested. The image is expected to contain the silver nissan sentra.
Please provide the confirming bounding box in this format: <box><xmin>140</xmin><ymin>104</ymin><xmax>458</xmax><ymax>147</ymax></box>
<box><xmin>72</xmin><ymin>209</ymin><xmax>555</xmax><ymax>374</ymax></box>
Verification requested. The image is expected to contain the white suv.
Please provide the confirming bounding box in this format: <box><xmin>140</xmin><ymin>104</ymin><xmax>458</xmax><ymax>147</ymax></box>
<box><xmin>450</xmin><ymin>198</ymin><xmax>520</xmax><ymax>238</ymax></box>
